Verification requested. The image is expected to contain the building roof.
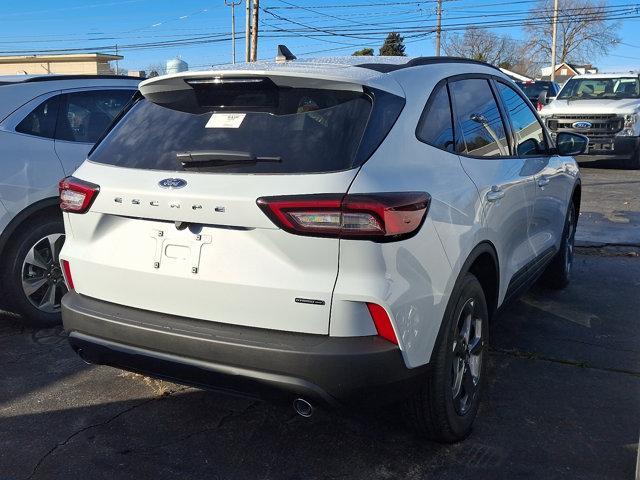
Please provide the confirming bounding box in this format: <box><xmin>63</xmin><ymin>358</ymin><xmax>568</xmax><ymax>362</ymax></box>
<box><xmin>0</xmin><ymin>74</ymin><xmax>142</xmax><ymax>85</ymax></box>
<box><xmin>0</xmin><ymin>53</ymin><xmax>123</xmax><ymax>64</ymax></box>
<box><xmin>499</xmin><ymin>68</ymin><xmax>532</xmax><ymax>82</ymax></box>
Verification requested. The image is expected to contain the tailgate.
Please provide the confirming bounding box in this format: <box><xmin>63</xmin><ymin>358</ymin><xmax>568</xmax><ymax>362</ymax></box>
<box><xmin>61</xmin><ymin>161</ymin><xmax>358</xmax><ymax>334</ymax></box>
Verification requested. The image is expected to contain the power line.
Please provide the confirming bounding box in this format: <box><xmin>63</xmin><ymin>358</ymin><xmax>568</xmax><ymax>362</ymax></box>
<box><xmin>0</xmin><ymin>3</ymin><xmax>635</xmax><ymax>56</ymax></box>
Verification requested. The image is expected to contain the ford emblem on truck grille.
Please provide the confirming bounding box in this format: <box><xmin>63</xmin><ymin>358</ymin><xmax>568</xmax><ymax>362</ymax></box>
<box><xmin>572</xmin><ymin>121</ymin><xmax>592</xmax><ymax>129</ymax></box>
<box><xmin>158</xmin><ymin>178</ymin><xmax>187</xmax><ymax>189</ymax></box>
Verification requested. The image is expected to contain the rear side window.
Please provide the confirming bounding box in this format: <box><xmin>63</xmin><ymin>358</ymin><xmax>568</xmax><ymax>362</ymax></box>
<box><xmin>449</xmin><ymin>79</ymin><xmax>509</xmax><ymax>157</ymax></box>
<box><xmin>89</xmin><ymin>87</ymin><xmax>374</xmax><ymax>174</ymax></box>
<box><xmin>416</xmin><ymin>84</ymin><xmax>454</xmax><ymax>152</ymax></box>
<box><xmin>16</xmin><ymin>95</ymin><xmax>60</xmax><ymax>139</ymax></box>
<box><xmin>496</xmin><ymin>82</ymin><xmax>548</xmax><ymax>157</ymax></box>
<box><xmin>56</xmin><ymin>90</ymin><xmax>135</xmax><ymax>144</ymax></box>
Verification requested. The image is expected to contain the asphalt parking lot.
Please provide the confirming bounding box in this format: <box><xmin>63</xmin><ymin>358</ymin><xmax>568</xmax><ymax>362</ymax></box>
<box><xmin>1</xmin><ymin>166</ymin><xmax>638</xmax><ymax>480</ymax></box>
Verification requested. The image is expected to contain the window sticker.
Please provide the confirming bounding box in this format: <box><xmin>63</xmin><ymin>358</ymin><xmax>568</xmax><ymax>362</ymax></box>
<box><xmin>205</xmin><ymin>113</ymin><xmax>246</xmax><ymax>129</ymax></box>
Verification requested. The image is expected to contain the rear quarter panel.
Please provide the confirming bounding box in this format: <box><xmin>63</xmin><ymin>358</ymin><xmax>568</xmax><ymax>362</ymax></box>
<box><xmin>335</xmin><ymin>64</ymin><xmax>489</xmax><ymax>368</ymax></box>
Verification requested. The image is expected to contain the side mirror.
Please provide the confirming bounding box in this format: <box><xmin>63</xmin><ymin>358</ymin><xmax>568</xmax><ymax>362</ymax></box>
<box><xmin>556</xmin><ymin>132</ymin><xmax>589</xmax><ymax>156</ymax></box>
<box><xmin>538</xmin><ymin>90</ymin><xmax>548</xmax><ymax>105</ymax></box>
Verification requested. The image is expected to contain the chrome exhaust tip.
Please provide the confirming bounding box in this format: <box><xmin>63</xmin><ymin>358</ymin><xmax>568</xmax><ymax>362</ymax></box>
<box><xmin>293</xmin><ymin>398</ymin><xmax>314</xmax><ymax>418</ymax></box>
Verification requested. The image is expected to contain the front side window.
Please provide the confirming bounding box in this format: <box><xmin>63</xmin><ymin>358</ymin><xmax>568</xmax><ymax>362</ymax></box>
<box><xmin>15</xmin><ymin>96</ymin><xmax>60</xmax><ymax>139</ymax></box>
<box><xmin>55</xmin><ymin>90</ymin><xmax>135</xmax><ymax>144</ymax></box>
<box><xmin>558</xmin><ymin>77</ymin><xmax>640</xmax><ymax>99</ymax></box>
<box><xmin>449</xmin><ymin>79</ymin><xmax>509</xmax><ymax>157</ymax></box>
<box><xmin>496</xmin><ymin>82</ymin><xmax>548</xmax><ymax>157</ymax></box>
<box><xmin>416</xmin><ymin>84</ymin><xmax>454</xmax><ymax>152</ymax></box>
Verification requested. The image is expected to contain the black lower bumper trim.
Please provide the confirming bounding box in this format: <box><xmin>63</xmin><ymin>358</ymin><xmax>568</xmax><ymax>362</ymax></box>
<box><xmin>62</xmin><ymin>292</ymin><xmax>427</xmax><ymax>407</ymax></box>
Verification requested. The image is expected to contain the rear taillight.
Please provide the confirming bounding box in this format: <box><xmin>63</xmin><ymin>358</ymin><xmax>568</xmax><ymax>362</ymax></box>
<box><xmin>367</xmin><ymin>303</ymin><xmax>398</xmax><ymax>344</ymax></box>
<box><xmin>61</xmin><ymin>259</ymin><xmax>74</xmax><ymax>290</ymax></box>
<box><xmin>257</xmin><ymin>192</ymin><xmax>430</xmax><ymax>241</ymax></box>
<box><xmin>59</xmin><ymin>177</ymin><xmax>100</xmax><ymax>213</ymax></box>
<box><xmin>536</xmin><ymin>101</ymin><xmax>543</xmax><ymax>111</ymax></box>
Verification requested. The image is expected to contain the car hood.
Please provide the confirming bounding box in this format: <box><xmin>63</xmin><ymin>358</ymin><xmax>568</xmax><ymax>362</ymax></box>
<box><xmin>542</xmin><ymin>98</ymin><xmax>640</xmax><ymax>115</ymax></box>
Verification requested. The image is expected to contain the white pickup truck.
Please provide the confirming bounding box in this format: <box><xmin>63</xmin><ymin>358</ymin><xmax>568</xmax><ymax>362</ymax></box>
<box><xmin>540</xmin><ymin>73</ymin><xmax>640</xmax><ymax>168</ymax></box>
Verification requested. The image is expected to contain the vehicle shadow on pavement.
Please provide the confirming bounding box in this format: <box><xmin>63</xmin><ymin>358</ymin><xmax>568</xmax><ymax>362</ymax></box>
<box><xmin>1</xmin><ymin>255</ymin><xmax>639</xmax><ymax>480</ymax></box>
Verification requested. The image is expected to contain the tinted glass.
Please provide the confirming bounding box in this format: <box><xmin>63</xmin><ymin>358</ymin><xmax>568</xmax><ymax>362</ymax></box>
<box><xmin>558</xmin><ymin>77</ymin><xmax>640</xmax><ymax>99</ymax></box>
<box><xmin>89</xmin><ymin>90</ymin><xmax>373</xmax><ymax>174</ymax></box>
<box><xmin>56</xmin><ymin>90</ymin><xmax>135</xmax><ymax>143</ymax></box>
<box><xmin>417</xmin><ymin>84</ymin><xmax>454</xmax><ymax>152</ymax></box>
<box><xmin>15</xmin><ymin>96</ymin><xmax>60</xmax><ymax>138</ymax></box>
<box><xmin>497</xmin><ymin>82</ymin><xmax>547</xmax><ymax>157</ymax></box>
<box><xmin>449</xmin><ymin>79</ymin><xmax>509</xmax><ymax>157</ymax></box>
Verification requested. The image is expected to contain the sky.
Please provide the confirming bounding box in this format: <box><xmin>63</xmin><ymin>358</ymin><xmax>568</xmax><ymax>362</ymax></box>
<box><xmin>1</xmin><ymin>0</ymin><xmax>639</xmax><ymax>73</ymax></box>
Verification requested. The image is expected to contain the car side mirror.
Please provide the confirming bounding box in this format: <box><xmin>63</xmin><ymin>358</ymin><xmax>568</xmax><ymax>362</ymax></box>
<box><xmin>537</xmin><ymin>90</ymin><xmax>548</xmax><ymax>106</ymax></box>
<box><xmin>556</xmin><ymin>132</ymin><xmax>588</xmax><ymax>156</ymax></box>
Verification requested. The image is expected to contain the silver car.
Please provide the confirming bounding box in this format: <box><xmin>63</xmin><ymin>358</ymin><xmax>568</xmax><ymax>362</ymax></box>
<box><xmin>0</xmin><ymin>75</ymin><xmax>138</xmax><ymax>326</ymax></box>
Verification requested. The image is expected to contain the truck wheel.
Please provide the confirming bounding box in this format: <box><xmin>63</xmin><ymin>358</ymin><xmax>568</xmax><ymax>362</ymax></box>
<box><xmin>404</xmin><ymin>273</ymin><xmax>488</xmax><ymax>443</ymax></box>
<box><xmin>626</xmin><ymin>150</ymin><xmax>640</xmax><ymax>169</ymax></box>
<box><xmin>2</xmin><ymin>215</ymin><xmax>66</xmax><ymax>327</ymax></box>
<box><xmin>540</xmin><ymin>202</ymin><xmax>576</xmax><ymax>290</ymax></box>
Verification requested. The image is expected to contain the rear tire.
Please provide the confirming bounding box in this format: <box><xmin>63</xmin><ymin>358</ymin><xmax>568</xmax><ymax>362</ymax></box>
<box><xmin>404</xmin><ymin>273</ymin><xmax>488</xmax><ymax>443</ymax></box>
<box><xmin>626</xmin><ymin>150</ymin><xmax>640</xmax><ymax>170</ymax></box>
<box><xmin>540</xmin><ymin>202</ymin><xmax>576</xmax><ymax>290</ymax></box>
<box><xmin>1</xmin><ymin>215</ymin><xmax>66</xmax><ymax>327</ymax></box>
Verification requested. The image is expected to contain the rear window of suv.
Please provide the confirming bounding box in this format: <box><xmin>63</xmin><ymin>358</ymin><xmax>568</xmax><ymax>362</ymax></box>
<box><xmin>89</xmin><ymin>86</ymin><xmax>374</xmax><ymax>174</ymax></box>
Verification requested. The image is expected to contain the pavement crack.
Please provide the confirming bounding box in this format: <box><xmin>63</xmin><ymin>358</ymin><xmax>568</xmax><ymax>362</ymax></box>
<box><xmin>132</xmin><ymin>400</ymin><xmax>259</xmax><ymax>454</ymax></box>
<box><xmin>26</xmin><ymin>397</ymin><xmax>158</xmax><ymax>479</ymax></box>
<box><xmin>490</xmin><ymin>347</ymin><xmax>640</xmax><ymax>377</ymax></box>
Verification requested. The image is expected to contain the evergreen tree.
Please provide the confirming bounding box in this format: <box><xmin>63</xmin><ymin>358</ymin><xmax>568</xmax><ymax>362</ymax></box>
<box><xmin>379</xmin><ymin>32</ymin><xmax>406</xmax><ymax>56</ymax></box>
<box><xmin>352</xmin><ymin>48</ymin><xmax>374</xmax><ymax>56</ymax></box>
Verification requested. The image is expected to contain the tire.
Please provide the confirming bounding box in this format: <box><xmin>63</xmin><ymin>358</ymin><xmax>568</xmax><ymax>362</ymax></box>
<box><xmin>539</xmin><ymin>202</ymin><xmax>576</xmax><ymax>290</ymax></box>
<box><xmin>1</xmin><ymin>215</ymin><xmax>66</xmax><ymax>327</ymax></box>
<box><xmin>625</xmin><ymin>149</ymin><xmax>640</xmax><ymax>170</ymax></box>
<box><xmin>404</xmin><ymin>273</ymin><xmax>488</xmax><ymax>443</ymax></box>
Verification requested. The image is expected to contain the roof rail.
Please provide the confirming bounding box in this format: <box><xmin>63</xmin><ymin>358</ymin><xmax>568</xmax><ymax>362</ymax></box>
<box><xmin>355</xmin><ymin>57</ymin><xmax>503</xmax><ymax>74</ymax></box>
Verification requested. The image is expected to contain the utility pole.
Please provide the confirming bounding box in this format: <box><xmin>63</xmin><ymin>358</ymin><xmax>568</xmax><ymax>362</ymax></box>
<box><xmin>245</xmin><ymin>0</ymin><xmax>251</xmax><ymax>62</ymax></box>
<box><xmin>250</xmin><ymin>0</ymin><xmax>259</xmax><ymax>61</ymax></box>
<box><xmin>225</xmin><ymin>0</ymin><xmax>241</xmax><ymax>64</ymax></box>
<box><xmin>435</xmin><ymin>0</ymin><xmax>442</xmax><ymax>56</ymax></box>
<box><xmin>550</xmin><ymin>0</ymin><xmax>559</xmax><ymax>81</ymax></box>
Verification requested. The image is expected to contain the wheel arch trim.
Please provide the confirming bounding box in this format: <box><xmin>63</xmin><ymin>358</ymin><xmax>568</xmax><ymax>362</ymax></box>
<box><xmin>0</xmin><ymin>197</ymin><xmax>60</xmax><ymax>260</ymax></box>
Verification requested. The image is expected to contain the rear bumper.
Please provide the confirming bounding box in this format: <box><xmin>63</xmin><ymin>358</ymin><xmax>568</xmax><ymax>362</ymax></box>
<box><xmin>62</xmin><ymin>292</ymin><xmax>427</xmax><ymax>407</ymax></box>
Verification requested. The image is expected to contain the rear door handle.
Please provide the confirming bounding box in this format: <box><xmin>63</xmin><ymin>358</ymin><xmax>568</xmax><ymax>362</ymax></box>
<box><xmin>486</xmin><ymin>186</ymin><xmax>505</xmax><ymax>202</ymax></box>
<box><xmin>537</xmin><ymin>176</ymin><xmax>550</xmax><ymax>187</ymax></box>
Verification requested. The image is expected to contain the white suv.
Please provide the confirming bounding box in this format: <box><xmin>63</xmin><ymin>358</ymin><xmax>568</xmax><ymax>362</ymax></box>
<box><xmin>59</xmin><ymin>57</ymin><xmax>586</xmax><ymax>442</ymax></box>
<box><xmin>0</xmin><ymin>75</ymin><xmax>138</xmax><ymax>326</ymax></box>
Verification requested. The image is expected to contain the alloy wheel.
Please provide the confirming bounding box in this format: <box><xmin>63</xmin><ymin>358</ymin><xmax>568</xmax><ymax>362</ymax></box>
<box><xmin>451</xmin><ymin>298</ymin><xmax>483</xmax><ymax>415</ymax></box>
<box><xmin>21</xmin><ymin>234</ymin><xmax>67</xmax><ymax>314</ymax></box>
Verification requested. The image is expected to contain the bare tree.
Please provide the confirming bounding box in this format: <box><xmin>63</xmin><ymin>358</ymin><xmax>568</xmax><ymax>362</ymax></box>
<box><xmin>146</xmin><ymin>62</ymin><xmax>167</xmax><ymax>78</ymax></box>
<box><xmin>525</xmin><ymin>0</ymin><xmax>620</xmax><ymax>64</ymax></box>
<box><xmin>443</xmin><ymin>28</ymin><xmax>520</xmax><ymax>67</ymax></box>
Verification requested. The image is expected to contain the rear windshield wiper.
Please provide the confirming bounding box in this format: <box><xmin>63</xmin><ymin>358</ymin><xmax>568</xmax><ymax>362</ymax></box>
<box><xmin>177</xmin><ymin>150</ymin><xmax>282</xmax><ymax>167</ymax></box>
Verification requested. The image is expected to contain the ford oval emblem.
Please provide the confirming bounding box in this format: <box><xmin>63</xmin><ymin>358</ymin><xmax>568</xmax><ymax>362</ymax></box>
<box><xmin>572</xmin><ymin>121</ymin><xmax>592</xmax><ymax>129</ymax></box>
<box><xmin>158</xmin><ymin>178</ymin><xmax>187</xmax><ymax>189</ymax></box>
